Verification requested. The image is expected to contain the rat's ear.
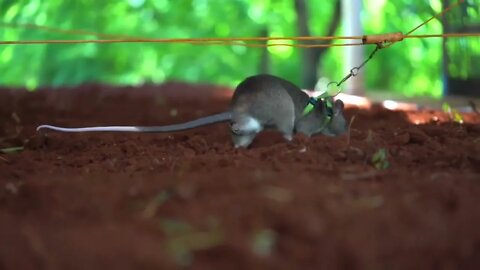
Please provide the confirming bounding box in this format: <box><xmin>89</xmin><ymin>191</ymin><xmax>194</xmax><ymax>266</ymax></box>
<box><xmin>314</xmin><ymin>99</ymin><xmax>325</xmax><ymax>112</ymax></box>
<box><xmin>334</xmin><ymin>99</ymin><xmax>344</xmax><ymax>115</ymax></box>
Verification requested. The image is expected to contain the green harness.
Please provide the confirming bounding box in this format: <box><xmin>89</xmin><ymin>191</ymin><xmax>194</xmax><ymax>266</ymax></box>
<box><xmin>302</xmin><ymin>93</ymin><xmax>335</xmax><ymax>131</ymax></box>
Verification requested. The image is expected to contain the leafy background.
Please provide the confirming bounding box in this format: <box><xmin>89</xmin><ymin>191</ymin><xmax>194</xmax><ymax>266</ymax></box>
<box><xmin>0</xmin><ymin>0</ymin><xmax>478</xmax><ymax>98</ymax></box>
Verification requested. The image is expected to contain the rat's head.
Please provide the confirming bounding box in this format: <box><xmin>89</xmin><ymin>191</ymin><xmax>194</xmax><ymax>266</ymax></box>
<box><xmin>297</xmin><ymin>97</ymin><xmax>347</xmax><ymax>137</ymax></box>
<box><xmin>229</xmin><ymin>114</ymin><xmax>263</xmax><ymax>148</ymax></box>
<box><xmin>321</xmin><ymin>98</ymin><xmax>347</xmax><ymax>136</ymax></box>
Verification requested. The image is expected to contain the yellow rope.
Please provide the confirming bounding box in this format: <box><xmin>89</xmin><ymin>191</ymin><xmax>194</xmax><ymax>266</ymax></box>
<box><xmin>378</xmin><ymin>0</ymin><xmax>467</xmax><ymax>48</ymax></box>
<box><xmin>405</xmin><ymin>0</ymin><xmax>464</xmax><ymax>36</ymax></box>
<box><xmin>405</xmin><ymin>33</ymin><xmax>480</xmax><ymax>39</ymax></box>
<box><xmin>0</xmin><ymin>38</ymin><xmax>365</xmax><ymax>47</ymax></box>
<box><xmin>0</xmin><ymin>31</ymin><xmax>477</xmax><ymax>47</ymax></box>
<box><xmin>0</xmin><ymin>22</ymin><xmax>363</xmax><ymax>42</ymax></box>
<box><xmin>0</xmin><ymin>0</ymin><xmax>476</xmax><ymax>48</ymax></box>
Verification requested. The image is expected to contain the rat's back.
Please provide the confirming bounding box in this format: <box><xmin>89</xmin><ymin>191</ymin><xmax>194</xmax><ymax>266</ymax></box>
<box><xmin>227</xmin><ymin>74</ymin><xmax>310</xmax><ymax>147</ymax></box>
<box><xmin>230</xmin><ymin>74</ymin><xmax>307</xmax><ymax>120</ymax></box>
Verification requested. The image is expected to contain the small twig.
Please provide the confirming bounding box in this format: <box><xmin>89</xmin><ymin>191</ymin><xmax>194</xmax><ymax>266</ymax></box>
<box><xmin>142</xmin><ymin>190</ymin><xmax>170</xmax><ymax>219</ymax></box>
<box><xmin>22</xmin><ymin>226</ymin><xmax>55</xmax><ymax>268</ymax></box>
<box><xmin>365</xmin><ymin>129</ymin><xmax>374</xmax><ymax>148</ymax></box>
<box><xmin>341</xmin><ymin>170</ymin><xmax>382</xmax><ymax>181</ymax></box>
<box><xmin>0</xmin><ymin>146</ymin><xmax>24</xmax><ymax>154</ymax></box>
<box><xmin>468</xmin><ymin>100</ymin><xmax>479</xmax><ymax>114</ymax></box>
<box><xmin>11</xmin><ymin>112</ymin><xmax>21</xmax><ymax>123</ymax></box>
<box><xmin>0</xmin><ymin>155</ymin><xmax>9</xmax><ymax>162</ymax></box>
<box><xmin>346</xmin><ymin>115</ymin><xmax>357</xmax><ymax>147</ymax></box>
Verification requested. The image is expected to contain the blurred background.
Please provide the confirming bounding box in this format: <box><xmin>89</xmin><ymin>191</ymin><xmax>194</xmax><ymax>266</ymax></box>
<box><xmin>0</xmin><ymin>0</ymin><xmax>478</xmax><ymax>98</ymax></box>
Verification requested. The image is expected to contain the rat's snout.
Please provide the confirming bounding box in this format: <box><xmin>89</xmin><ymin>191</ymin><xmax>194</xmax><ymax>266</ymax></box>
<box><xmin>335</xmin><ymin>116</ymin><xmax>348</xmax><ymax>135</ymax></box>
<box><xmin>324</xmin><ymin>113</ymin><xmax>348</xmax><ymax>136</ymax></box>
<box><xmin>230</xmin><ymin>115</ymin><xmax>262</xmax><ymax>135</ymax></box>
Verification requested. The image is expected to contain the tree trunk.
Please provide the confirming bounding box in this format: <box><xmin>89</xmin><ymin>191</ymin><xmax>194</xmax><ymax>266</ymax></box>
<box><xmin>441</xmin><ymin>0</ymin><xmax>450</xmax><ymax>96</ymax></box>
<box><xmin>441</xmin><ymin>0</ymin><xmax>479</xmax><ymax>97</ymax></box>
<box><xmin>341</xmin><ymin>0</ymin><xmax>364</xmax><ymax>95</ymax></box>
<box><xmin>294</xmin><ymin>0</ymin><xmax>341</xmax><ymax>89</ymax></box>
<box><xmin>258</xmin><ymin>27</ymin><xmax>270</xmax><ymax>74</ymax></box>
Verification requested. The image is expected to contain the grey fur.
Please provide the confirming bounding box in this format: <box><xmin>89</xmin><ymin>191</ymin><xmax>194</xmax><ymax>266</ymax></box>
<box><xmin>37</xmin><ymin>112</ymin><xmax>231</xmax><ymax>133</ymax></box>
<box><xmin>36</xmin><ymin>74</ymin><xmax>348</xmax><ymax>148</ymax></box>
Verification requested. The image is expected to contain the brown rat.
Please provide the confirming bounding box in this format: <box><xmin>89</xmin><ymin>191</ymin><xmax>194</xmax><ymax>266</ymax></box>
<box><xmin>37</xmin><ymin>74</ymin><xmax>347</xmax><ymax>148</ymax></box>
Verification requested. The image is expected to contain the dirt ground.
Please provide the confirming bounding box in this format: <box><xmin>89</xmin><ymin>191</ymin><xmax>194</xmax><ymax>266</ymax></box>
<box><xmin>1</xmin><ymin>81</ymin><xmax>480</xmax><ymax>270</ymax></box>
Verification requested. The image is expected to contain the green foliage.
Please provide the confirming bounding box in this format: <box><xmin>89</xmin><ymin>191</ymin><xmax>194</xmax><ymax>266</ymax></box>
<box><xmin>0</xmin><ymin>146</ymin><xmax>24</xmax><ymax>154</ymax></box>
<box><xmin>251</xmin><ymin>228</ymin><xmax>277</xmax><ymax>257</ymax></box>
<box><xmin>160</xmin><ymin>217</ymin><xmax>224</xmax><ymax>266</ymax></box>
<box><xmin>371</xmin><ymin>148</ymin><xmax>390</xmax><ymax>170</ymax></box>
<box><xmin>442</xmin><ymin>102</ymin><xmax>464</xmax><ymax>123</ymax></box>
<box><xmin>142</xmin><ymin>190</ymin><xmax>171</xmax><ymax>219</ymax></box>
<box><xmin>0</xmin><ymin>0</ymin><xmax>478</xmax><ymax>97</ymax></box>
<box><xmin>443</xmin><ymin>0</ymin><xmax>479</xmax><ymax>80</ymax></box>
<box><xmin>362</xmin><ymin>0</ymin><xmax>445</xmax><ymax>98</ymax></box>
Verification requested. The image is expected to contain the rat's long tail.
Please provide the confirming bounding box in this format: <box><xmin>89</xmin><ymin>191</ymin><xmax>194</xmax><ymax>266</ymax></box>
<box><xmin>37</xmin><ymin>112</ymin><xmax>232</xmax><ymax>133</ymax></box>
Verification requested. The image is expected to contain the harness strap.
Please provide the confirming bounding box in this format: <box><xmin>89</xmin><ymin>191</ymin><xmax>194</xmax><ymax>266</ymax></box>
<box><xmin>302</xmin><ymin>96</ymin><xmax>335</xmax><ymax>132</ymax></box>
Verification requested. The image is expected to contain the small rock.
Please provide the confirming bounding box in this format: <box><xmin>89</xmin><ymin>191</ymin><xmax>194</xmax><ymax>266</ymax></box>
<box><xmin>423</xmin><ymin>125</ymin><xmax>445</xmax><ymax>137</ymax></box>
<box><xmin>217</xmin><ymin>158</ymin><xmax>230</xmax><ymax>167</ymax></box>
<box><xmin>4</xmin><ymin>182</ymin><xmax>20</xmax><ymax>195</ymax></box>
<box><xmin>434</xmin><ymin>161</ymin><xmax>449</xmax><ymax>167</ymax></box>
<box><xmin>466</xmin><ymin>124</ymin><xmax>480</xmax><ymax>134</ymax></box>
<box><xmin>169</xmin><ymin>109</ymin><xmax>178</xmax><ymax>117</ymax></box>
<box><xmin>24</xmin><ymin>135</ymin><xmax>46</xmax><ymax>150</ymax></box>
<box><xmin>407</xmin><ymin>127</ymin><xmax>429</xmax><ymax>144</ymax></box>
<box><xmin>344</xmin><ymin>147</ymin><xmax>365</xmax><ymax>162</ymax></box>
<box><xmin>261</xmin><ymin>186</ymin><xmax>292</xmax><ymax>203</ymax></box>
<box><xmin>179</xmin><ymin>146</ymin><xmax>196</xmax><ymax>158</ymax></box>
<box><xmin>392</xmin><ymin>132</ymin><xmax>410</xmax><ymax>145</ymax></box>
<box><xmin>176</xmin><ymin>183</ymin><xmax>196</xmax><ymax>199</ymax></box>
<box><xmin>332</xmin><ymin>151</ymin><xmax>347</xmax><ymax>161</ymax></box>
<box><xmin>341</xmin><ymin>170</ymin><xmax>379</xmax><ymax>181</ymax></box>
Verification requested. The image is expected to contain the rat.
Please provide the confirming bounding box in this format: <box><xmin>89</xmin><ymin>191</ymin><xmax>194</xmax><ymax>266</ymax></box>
<box><xmin>37</xmin><ymin>74</ymin><xmax>347</xmax><ymax>148</ymax></box>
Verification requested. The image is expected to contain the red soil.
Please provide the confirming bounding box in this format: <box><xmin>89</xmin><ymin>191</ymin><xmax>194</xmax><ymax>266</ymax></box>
<box><xmin>1</xmin><ymin>82</ymin><xmax>480</xmax><ymax>270</ymax></box>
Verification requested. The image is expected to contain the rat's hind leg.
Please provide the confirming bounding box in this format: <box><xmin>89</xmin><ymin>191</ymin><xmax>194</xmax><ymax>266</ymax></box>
<box><xmin>275</xmin><ymin>114</ymin><xmax>295</xmax><ymax>142</ymax></box>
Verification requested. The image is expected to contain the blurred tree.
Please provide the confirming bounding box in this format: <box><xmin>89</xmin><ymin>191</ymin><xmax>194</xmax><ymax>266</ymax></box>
<box><xmin>294</xmin><ymin>0</ymin><xmax>341</xmax><ymax>89</ymax></box>
<box><xmin>258</xmin><ymin>27</ymin><xmax>270</xmax><ymax>74</ymax></box>
<box><xmin>341</xmin><ymin>0</ymin><xmax>364</xmax><ymax>96</ymax></box>
<box><xmin>442</xmin><ymin>0</ymin><xmax>480</xmax><ymax>97</ymax></box>
<box><xmin>0</xmin><ymin>0</ymin><xmax>478</xmax><ymax>98</ymax></box>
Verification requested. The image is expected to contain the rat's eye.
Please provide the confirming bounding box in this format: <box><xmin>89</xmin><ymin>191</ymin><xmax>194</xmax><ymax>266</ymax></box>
<box><xmin>230</xmin><ymin>123</ymin><xmax>241</xmax><ymax>134</ymax></box>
